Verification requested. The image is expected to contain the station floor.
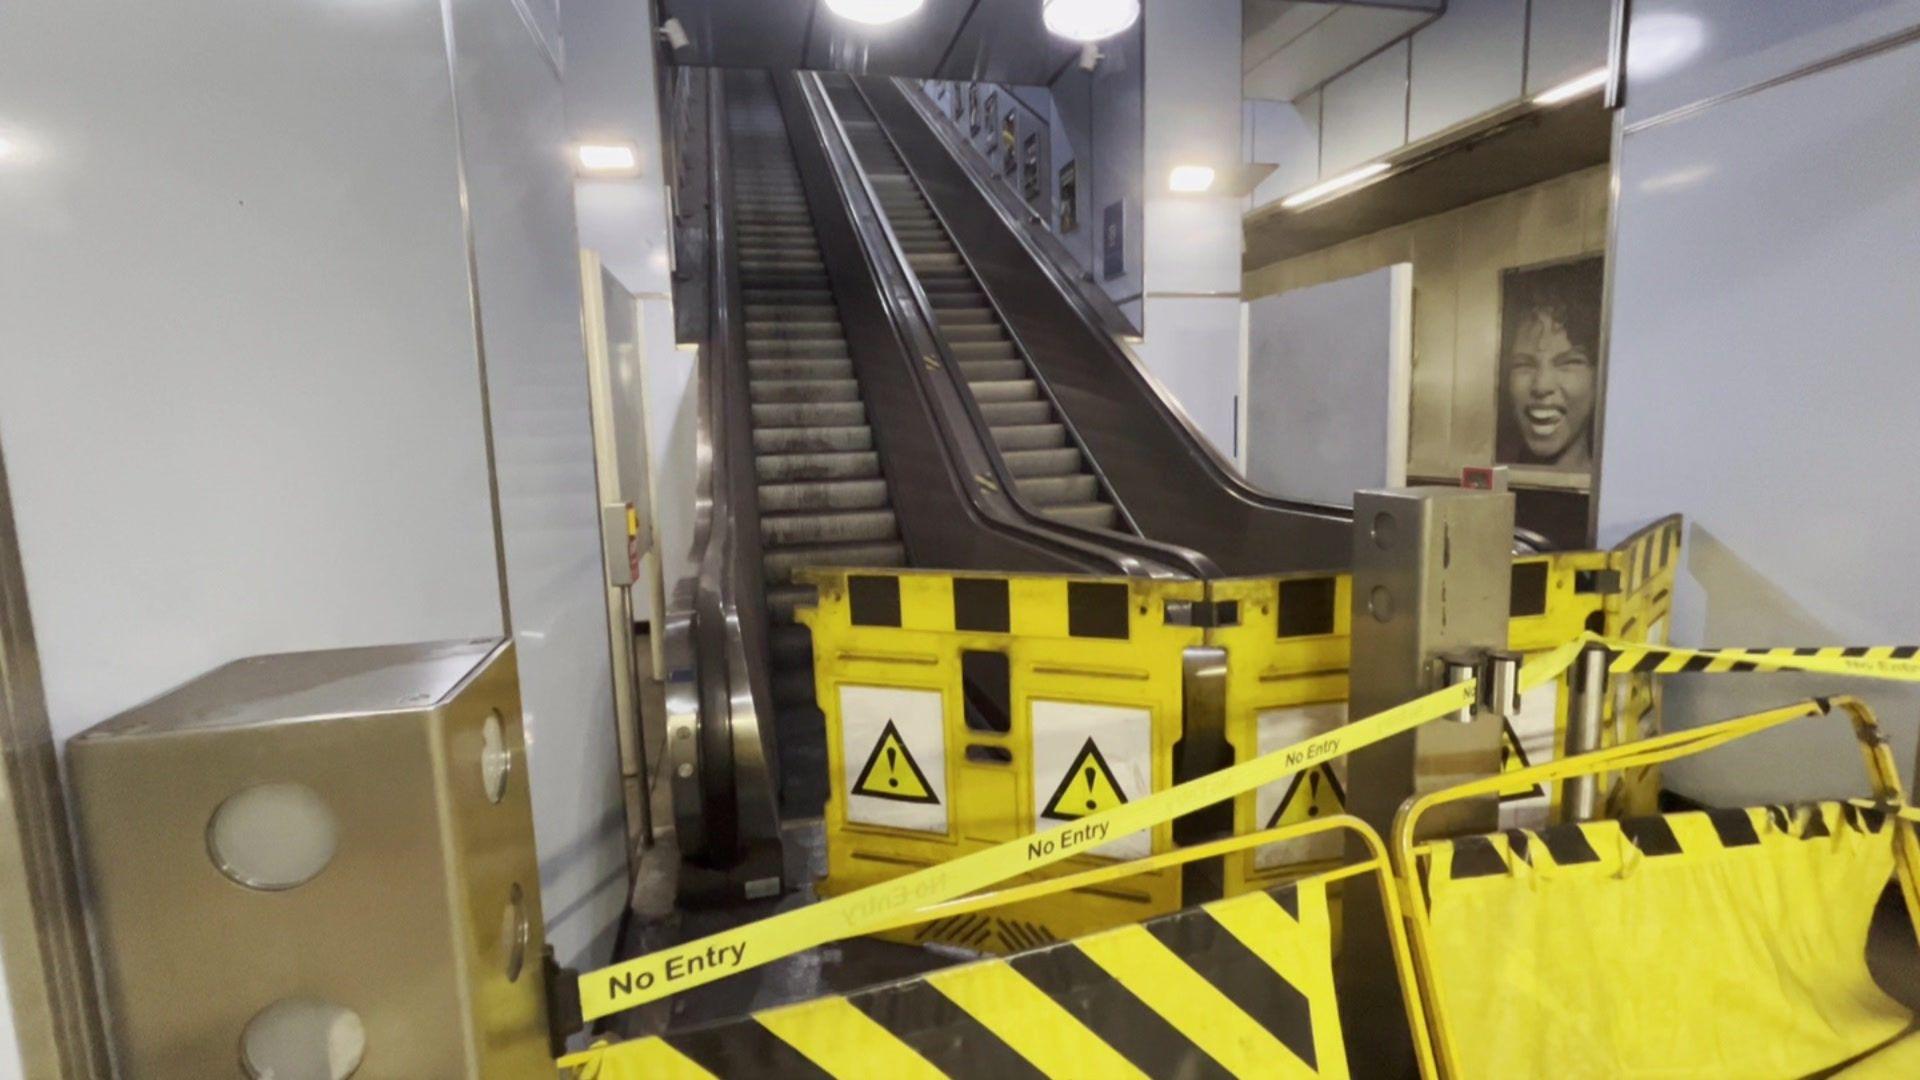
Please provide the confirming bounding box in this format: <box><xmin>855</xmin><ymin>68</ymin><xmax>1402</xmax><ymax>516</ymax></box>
<box><xmin>614</xmin><ymin>630</ymin><xmax>1920</xmax><ymax>1049</ymax></box>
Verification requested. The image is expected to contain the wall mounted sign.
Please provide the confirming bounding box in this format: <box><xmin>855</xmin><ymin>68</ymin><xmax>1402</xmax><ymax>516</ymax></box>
<box><xmin>1023</xmin><ymin>134</ymin><xmax>1041</xmax><ymax>202</ymax></box>
<box><xmin>1058</xmin><ymin>161</ymin><xmax>1078</xmax><ymax>233</ymax></box>
<box><xmin>1102</xmin><ymin>199</ymin><xmax>1125</xmax><ymax>281</ymax></box>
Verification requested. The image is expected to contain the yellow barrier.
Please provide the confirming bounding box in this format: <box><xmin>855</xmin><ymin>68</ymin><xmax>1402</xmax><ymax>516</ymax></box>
<box><xmin>1394</xmin><ymin>693</ymin><xmax>1920</xmax><ymax>1079</ymax></box>
<box><xmin>563</xmin><ymin>816</ymin><xmax>1438</xmax><ymax>1078</ymax></box>
<box><xmin>795</xmin><ymin>569</ymin><xmax>1204</xmax><ymax>949</ymax></box>
<box><xmin>1212</xmin><ymin>552</ymin><xmax>1618</xmax><ymax>896</ymax></box>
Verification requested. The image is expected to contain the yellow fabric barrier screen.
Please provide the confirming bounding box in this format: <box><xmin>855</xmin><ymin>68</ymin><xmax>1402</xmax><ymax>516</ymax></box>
<box><xmin>1420</xmin><ymin>802</ymin><xmax>1912</xmax><ymax>1078</ymax></box>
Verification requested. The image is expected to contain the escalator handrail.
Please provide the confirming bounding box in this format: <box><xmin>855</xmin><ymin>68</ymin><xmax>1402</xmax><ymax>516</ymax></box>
<box><xmin>668</xmin><ymin>68</ymin><xmax>784</xmax><ymax>866</ymax></box>
<box><xmin>884</xmin><ymin>78</ymin><xmax>1353</xmax><ymax>525</ymax></box>
<box><xmin>842</xmin><ymin>79</ymin><xmax>1157</xmax><ymax>548</ymax></box>
<box><xmin>803</xmin><ymin>72</ymin><xmax>1219</xmax><ymax>582</ymax></box>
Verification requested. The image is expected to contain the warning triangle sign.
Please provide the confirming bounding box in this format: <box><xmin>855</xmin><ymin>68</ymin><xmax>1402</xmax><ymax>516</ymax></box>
<box><xmin>1498</xmin><ymin>719</ymin><xmax>1546</xmax><ymax>802</ymax></box>
<box><xmin>1041</xmin><ymin>738</ymin><xmax>1130</xmax><ymax>821</ymax></box>
<box><xmin>850</xmin><ymin>720</ymin><xmax>939</xmax><ymax>804</ymax></box>
<box><xmin>1265</xmin><ymin>764</ymin><xmax>1345</xmax><ymax>830</ymax></box>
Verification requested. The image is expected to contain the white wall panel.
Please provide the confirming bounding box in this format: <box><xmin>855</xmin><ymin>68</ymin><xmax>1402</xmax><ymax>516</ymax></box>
<box><xmin>1245</xmin><ymin>95</ymin><xmax>1320</xmax><ymax>209</ymax></box>
<box><xmin>1622</xmin><ymin>0</ymin><xmax>1920</xmax><ymax>125</ymax></box>
<box><xmin>1320</xmin><ymin>41</ymin><xmax>1409</xmax><ymax>174</ymax></box>
<box><xmin>1135</xmin><ymin>297</ymin><xmax>1241</xmax><ymax>455</ymax></box>
<box><xmin>1526</xmin><ymin>0</ymin><xmax>1613</xmax><ymax>95</ymax></box>
<box><xmin>0</xmin><ymin>0</ymin><xmax>502</xmax><ymax>761</ymax></box>
<box><xmin>0</xmin><ymin>953</ymin><xmax>19</xmax><ymax>1080</ymax></box>
<box><xmin>564</xmin><ymin>0</ymin><xmax>694</xmax><ymax>618</ymax></box>
<box><xmin>447</xmin><ymin>0</ymin><xmax>627</xmax><ymax>970</ymax></box>
<box><xmin>1245</xmin><ymin>265</ymin><xmax>1410</xmax><ymax>505</ymax></box>
<box><xmin>1599</xmin><ymin>33</ymin><xmax>1920</xmax><ymax>802</ymax></box>
<box><xmin>1407</xmin><ymin>0</ymin><xmax>1526</xmax><ymax>142</ymax></box>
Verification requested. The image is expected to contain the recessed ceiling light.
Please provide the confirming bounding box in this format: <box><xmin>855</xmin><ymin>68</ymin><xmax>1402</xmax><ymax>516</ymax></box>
<box><xmin>1168</xmin><ymin>165</ymin><xmax>1215</xmax><ymax>193</ymax></box>
<box><xmin>575</xmin><ymin>143</ymin><xmax>639</xmax><ymax>175</ymax></box>
<box><xmin>1280</xmin><ymin>162</ymin><xmax>1391</xmax><ymax>210</ymax></box>
<box><xmin>825</xmin><ymin>0</ymin><xmax>925</xmax><ymax>26</ymax></box>
<box><xmin>1044</xmin><ymin>0</ymin><xmax>1139</xmax><ymax>43</ymax></box>
<box><xmin>1533</xmin><ymin>66</ymin><xmax>1610</xmax><ymax>106</ymax></box>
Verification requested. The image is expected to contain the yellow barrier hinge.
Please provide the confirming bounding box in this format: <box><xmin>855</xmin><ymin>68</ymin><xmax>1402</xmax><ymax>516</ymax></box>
<box><xmin>1579</xmin><ymin>568</ymin><xmax>1625</xmax><ymax>595</ymax></box>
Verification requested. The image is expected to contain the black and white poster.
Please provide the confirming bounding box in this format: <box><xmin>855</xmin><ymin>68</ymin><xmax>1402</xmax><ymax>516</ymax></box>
<box><xmin>1102</xmin><ymin>200</ymin><xmax>1125</xmax><ymax>281</ymax></box>
<box><xmin>967</xmin><ymin>86</ymin><xmax>980</xmax><ymax>134</ymax></box>
<box><xmin>1001</xmin><ymin>110</ymin><xmax>1017</xmax><ymax>176</ymax></box>
<box><xmin>1058</xmin><ymin>161</ymin><xmax>1078</xmax><ymax>233</ymax></box>
<box><xmin>1495</xmin><ymin>255</ymin><xmax>1604</xmax><ymax>470</ymax></box>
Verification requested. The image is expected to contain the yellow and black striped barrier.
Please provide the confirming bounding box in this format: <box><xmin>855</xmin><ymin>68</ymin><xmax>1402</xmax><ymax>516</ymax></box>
<box><xmin>561</xmin><ymin>632</ymin><xmax>1920</xmax><ymax>1073</ymax></box>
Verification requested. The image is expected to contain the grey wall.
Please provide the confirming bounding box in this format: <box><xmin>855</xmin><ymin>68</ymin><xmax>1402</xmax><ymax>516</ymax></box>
<box><xmin>1049</xmin><ymin>23</ymin><xmax>1147</xmax><ymax>326</ymax></box>
<box><xmin>1246</xmin><ymin>0</ymin><xmax>1609</xmax><ymax>209</ymax></box>
<box><xmin>1598</xmin><ymin>1</ymin><xmax>1920</xmax><ymax>802</ymax></box>
<box><xmin>1245</xmin><ymin>265</ymin><xmax>1410</xmax><ymax>505</ymax></box>
<box><xmin>564</xmin><ymin>0</ymin><xmax>699</xmax><ymax>625</ymax></box>
<box><xmin>0</xmin><ymin>0</ymin><xmax>629</xmax><ymax>1009</ymax></box>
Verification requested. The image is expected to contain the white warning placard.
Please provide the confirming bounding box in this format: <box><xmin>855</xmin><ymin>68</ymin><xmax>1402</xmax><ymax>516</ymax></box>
<box><xmin>1253</xmin><ymin>702</ymin><xmax>1348</xmax><ymax>869</ymax></box>
<box><xmin>1498</xmin><ymin>679</ymin><xmax>1560</xmax><ymax>830</ymax></box>
<box><xmin>840</xmin><ymin>685</ymin><xmax>948</xmax><ymax>834</ymax></box>
<box><xmin>1030</xmin><ymin>700</ymin><xmax>1153</xmax><ymax>860</ymax></box>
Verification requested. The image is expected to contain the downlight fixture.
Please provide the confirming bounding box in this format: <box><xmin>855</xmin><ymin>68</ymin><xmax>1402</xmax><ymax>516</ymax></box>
<box><xmin>1044</xmin><ymin>0</ymin><xmax>1140</xmax><ymax>43</ymax></box>
<box><xmin>825</xmin><ymin>0</ymin><xmax>926</xmax><ymax>26</ymax></box>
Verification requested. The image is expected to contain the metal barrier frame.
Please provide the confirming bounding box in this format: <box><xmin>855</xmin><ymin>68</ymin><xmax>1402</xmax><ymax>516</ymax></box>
<box><xmin>1392</xmin><ymin>693</ymin><xmax>1920</xmax><ymax>1078</ymax></box>
<box><xmin>1217</xmin><ymin>552</ymin><xmax>1611</xmax><ymax>898</ymax></box>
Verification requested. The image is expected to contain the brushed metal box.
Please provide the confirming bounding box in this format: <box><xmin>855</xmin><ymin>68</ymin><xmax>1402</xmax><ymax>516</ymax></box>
<box><xmin>68</xmin><ymin>639</ymin><xmax>553</xmax><ymax>1078</ymax></box>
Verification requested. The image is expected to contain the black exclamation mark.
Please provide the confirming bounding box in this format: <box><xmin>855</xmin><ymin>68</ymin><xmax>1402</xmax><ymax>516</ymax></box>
<box><xmin>1307</xmin><ymin>771</ymin><xmax>1321</xmax><ymax>817</ymax></box>
<box><xmin>887</xmin><ymin>746</ymin><xmax>899</xmax><ymax>788</ymax></box>
<box><xmin>1083</xmin><ymin>764</ymin><xmax>1097</xmax><ymax>810</ymax></box>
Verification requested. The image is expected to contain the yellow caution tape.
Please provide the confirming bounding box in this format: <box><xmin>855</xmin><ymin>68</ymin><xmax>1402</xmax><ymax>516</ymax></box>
<box><xmin>574</xmin><ymin>638</ymin><xmax>1587</xmax><ymax>1020</ymax></box>
<box><xmin>574</xmin><ymin>633</ymin><xmax>1920</xmax><ymax>1021</ymax></box>
<box><xmin>1595</xmin><ymin>637</ymin><xmax>1920</xmax><ymax>681</ymax></box>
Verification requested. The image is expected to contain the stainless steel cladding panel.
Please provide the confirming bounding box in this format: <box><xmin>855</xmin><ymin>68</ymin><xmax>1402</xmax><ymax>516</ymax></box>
<box><xmin>68</xmin><ymin>639</ymin><xmax>551</xmax><ymax>1079</ymax></box>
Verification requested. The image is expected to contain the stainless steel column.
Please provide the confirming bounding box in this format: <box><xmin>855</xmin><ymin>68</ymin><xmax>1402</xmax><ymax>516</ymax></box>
<box><xmin>1339</xmin><ymin>485</ymin><xmax>1515</xmax><ymax>1074</ymax></box>
<box><xmin>1564</xmin><ymin>644</ymin><xmax>1612</xmax><ymax>820</ymax></box>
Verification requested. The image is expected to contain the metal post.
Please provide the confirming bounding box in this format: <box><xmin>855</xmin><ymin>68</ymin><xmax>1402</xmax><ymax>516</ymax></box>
<box><xmin>1563</xmin><ymin>644</ymin><xmax>1611</xmax><ymax>820</ymax></box>
<box><xmin>1339</xmin><ymin>485</ymin><xmax>1515</xmax><ymax>1076</ymax></box>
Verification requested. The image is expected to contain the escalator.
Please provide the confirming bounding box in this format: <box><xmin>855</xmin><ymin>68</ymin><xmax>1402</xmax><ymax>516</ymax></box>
<box><xmin>725</xmin><ymin>70</ymin><xmax>903</xmax><ymax>818</ymax></box>
<box><xmin>828</xmin><ymin>76</ymin><xmax>1364</xmax><ymax>575</ymax></box>
<box><xmin>671</xmin><ymin>69</ymin><xmax>1208</xmax><ymax>876</ymax></box>
<box><xmin>826</xmin><ymin>82</ymin><xmax>1121</xmax><ymax>533</ymax></box>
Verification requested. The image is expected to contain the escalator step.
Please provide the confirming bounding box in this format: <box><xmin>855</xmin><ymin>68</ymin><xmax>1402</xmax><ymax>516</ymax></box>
<box><xmin>749</xmin><ymin>379</ymin><xmax>861</xmax><ymax>404</ymax></box>
<box><xmin>758</xmin><ymin>478</ymin><xmax>890</xmax><ymax>512</ymax></box>
<box><xmin>745</xmin><ymin>289</ymin><xmax>835</xmax><ymax>305</ymax></box>
<box><xmin>750</xmin><ymin>401</ymin><xmax>867</xmax><ymax>427</ymax></box>
<box><xmin>767</xmin><ymin>583</ymin><xmax>819</xmax><ymax>623</ymax></box>
<box><xmin>769</xmin><ymin>623</ymin><xmax>814</xmax><ymax>667</ymax></box>
<box><xmin>755</xmin><ymin>450</ymin><xmax>882</xmax><ymax>482</ymax></box>
<box><xmin>753</xmin><ymin>425</ymin><xmax>873</xmax><ymax>454</ymax></box>
<box><xmin>749</xmin><ymin>358</ymin><xmax>856</xmax><ymax>380</ymax></box>
<box><xmin>980</xmin><ymin>400</ymin><xmax>1053</xmax><ymax>425</ymax></box>
<box><xmin>1018</xmin><ymin>474</ymin><xmax>1100</xmax><ymax>504</ymax></box>
<box><xmin>993</xmin><ymin>423</ymin><xmax>1069</xmax><ymax>451</ymax></box>
<box><xmin>1003</xmin><ymin>447</ymin><xmax>1082</xmax><ymax>477</ymax></box>
<box><xmin>746</xmin><ymin>339</ymin><xmax>851</xmax><ymax>359</ymax></box>
<box><xmin>763</xmin><ymin>540</ymin><xmax>908</xmax><ymax>581</ymax></box>
<box><xmin>969</xmin><ymin>379</ymin><xmax>1041</xmax><ymax>404</ymax></box>
<box><xmin>760</xmin><ymin>508</ymin><xmax>899</xmax><ymax>546</ymax></box>
<box><xmin>943</xmin><ymin>324</ymin><xmax>1009</xmax><ymax>344</ymax></box>
<box><xmin>745</xmin><ymin>320</ymin><xmax>846</xmax><ymax>339</ymax></box>
<box><xmin>958</xmin><ymin>360</ymin><xmax>1027</xmax><ymax>382</ymax></box>
<box><xmin>936</xmin><ymin>307</ymin><xmax>997</xmax><ymax>325</ymax></box>
<box><xmin>1043</xmin><ymin>503</ymin><xmax>1120</xmax><ymax>530</ymax></box>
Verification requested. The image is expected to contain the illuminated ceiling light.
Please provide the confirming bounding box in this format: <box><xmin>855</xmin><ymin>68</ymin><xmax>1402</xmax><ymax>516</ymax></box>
<box><xmin>824</xmin><ymin>0</ymin><xmax>925</xmax><ymax>26</ymax></box>
<box><xmin>1534</xmin><ymin>66</ymin><xmax>1609</xmax><ymax>106</ymax></box>
<box><xmin>1280</xmin><ymin>161</ymin><xmax>1391</xmax><ymax>210</ymax></box>
<box><xmin>1168</xmin><ymin>165</ymin><xmax>1216</xmax><ymax>193</ymax></box>
<box><xmin>575</xmin><ymin>143</ymin><xmax>639</xmax><ymax>175</ymax></box>
<box><xmin>0</xmin><ymin>136</ymin><xmax>14</xmax><ymax>160</ymax></box>
<box><xmin>1044</xmin><ymin>0</ymin><xmax>1140</xmax><ymax>43</ymax></box>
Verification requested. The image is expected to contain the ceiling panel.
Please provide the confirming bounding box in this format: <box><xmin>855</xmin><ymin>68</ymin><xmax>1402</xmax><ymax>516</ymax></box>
<box><xmin>935</xmin><ymin>0</ymin><xmax>1083</xmax><ymax>84</ymax></box>
<box><xmin>804</xmin><ymin>0</ymin><xmax>979</xmax><ymax>78</ymax></box>
<box><xmin>656</xmin><ymin>0</ymin><xmax>1076</xmax><ymax>86</ymax></box>
<box><xmin>657</xmin><ymin>0</ymin><xmax>819</xmax><ymax>71</ymax></box>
